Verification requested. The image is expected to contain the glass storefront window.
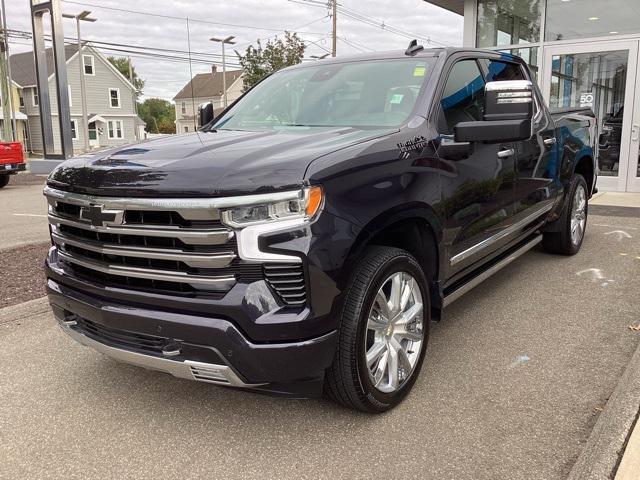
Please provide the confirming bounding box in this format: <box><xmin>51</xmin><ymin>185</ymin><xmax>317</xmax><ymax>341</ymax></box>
<box><xmin>546</xmin><ymin>0</ymin><xmax>640</xmax><ymax>42</ymax></box>
<box><xmin>477</xmin><ymin>0</ymin><xmax>542</xmax><ymax>48</ymax></box>
<box><xmin>548</xmin><ymin>50</ymin><xmax>628</xmax><ymax>178</ymax></box>
<box><xmin>499</xmin><ymin>47</ymin><xmax>539</xmax><ymax>82</ymax></box>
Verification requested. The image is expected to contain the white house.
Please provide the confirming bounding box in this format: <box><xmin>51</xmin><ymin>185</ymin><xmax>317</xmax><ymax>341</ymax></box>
<box><xmin>10</xmin><ymin>43</ymin><xmax>145</xmax><ymax>154</ymax></box>
<box><xmin>173</xmin><ymin>66</ymin><xmax>243</xmax><ymax>133</ymax></box>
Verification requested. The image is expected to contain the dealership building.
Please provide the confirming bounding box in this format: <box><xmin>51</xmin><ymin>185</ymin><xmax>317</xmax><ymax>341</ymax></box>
<box><xmin>425</xmin><ymin>0</ymin><xmax>640</xmax><ymax>192</ymax></box>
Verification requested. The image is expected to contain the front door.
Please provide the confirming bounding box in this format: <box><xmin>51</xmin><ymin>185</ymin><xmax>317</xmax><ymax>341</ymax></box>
<box><xmin>436</xmin><ymin>57</ymin><xmax>517</xmax><ymax>278</ymax></box>
<box><xmin>88</xmin><ymin>122</ymin><xmax>99</xmax><ymax>148</ymax></box>
<box><xmin>542</xmin><ymin>41</ymin><xmax>639</xmax><ymax>192</ymax></box>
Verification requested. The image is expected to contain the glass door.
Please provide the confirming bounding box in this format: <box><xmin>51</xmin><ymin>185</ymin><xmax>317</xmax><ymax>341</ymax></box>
<box><xmin>542</xmin><ymin>41</ymin><xmax>639</xmax><ymax>192</ymax></box>
<box><xmin>627</xmin><ymin>60</ymin><xmax>640</xmax><ymax>192</ymax></box>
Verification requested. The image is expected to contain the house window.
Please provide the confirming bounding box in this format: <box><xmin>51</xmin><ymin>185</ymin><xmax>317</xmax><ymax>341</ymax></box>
<box><xmin>83</xmin><ymin>55</ymin><xmax>95</xmax><ymax>75</ymax></box>
<box><xmin>108</xmin><ymin>120</ymin><xmax>124</xmax><ymax>139</ymax></box>
<box><xmin>183</xmin><ymin>125</ymin><xmax>189</xmax><ymax>133</ymax></box>
<box><xmin>181</xmin><ymin>101</ymin><xmax>186</xmax><ymax>114</ymax></box>
<box><xmin>109</xmin><ymin>88</ymin><xmax>121</xmax><ymax>108</ymax></box>
<box><xmin>32</xmin><ymin>88</ymin><xmax>39</xmax><ymax>106</ymax></box>
<box><xmin>70</xmin><ymin>119</ymin><xmax>78</xmax><ymax>140</ymax></box>
<box><xmin>19</xmin><ymin>95</ymin><xmax>24</xmax><ymax>107</ymax></box>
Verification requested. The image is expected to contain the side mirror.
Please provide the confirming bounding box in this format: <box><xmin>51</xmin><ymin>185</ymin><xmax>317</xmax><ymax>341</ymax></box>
<box><xmin>198</xmin><ymin>102</ymin><xmax>214</xmax><ymax>128</ymax></box>
<box><xmin>454</xmin><ymin>80</ymin><xmax>534</xmax><ymax>143</ymax></box>
<box><xmin>484</xmin><ymin>80</ymin><xmax>534</xmax><ymax>121</ymax></box>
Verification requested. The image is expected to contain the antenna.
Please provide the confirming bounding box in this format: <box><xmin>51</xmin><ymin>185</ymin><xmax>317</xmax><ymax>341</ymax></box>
<box><xmin>405</xmin><ymin>39</ymin><xmax>424</xmax><ymax>56</ymax></box>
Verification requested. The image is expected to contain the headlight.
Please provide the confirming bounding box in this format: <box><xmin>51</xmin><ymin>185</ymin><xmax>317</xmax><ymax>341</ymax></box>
<box><xmin>221</xmin><ymin>186</ymin><xmax>323</xmax><ymax>228</ymax></box>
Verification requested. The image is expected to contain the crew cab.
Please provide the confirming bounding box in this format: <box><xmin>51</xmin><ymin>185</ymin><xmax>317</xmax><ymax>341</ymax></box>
<box><xmin>44</xmin><ymin>46</ymin><xmax>596</xmax><ymax>412</ymax></box>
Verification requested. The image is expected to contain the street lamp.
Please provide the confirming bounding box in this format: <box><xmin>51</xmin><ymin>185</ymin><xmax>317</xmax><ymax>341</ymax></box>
<box><xmin>62</xmin><ymin>10</ymin><xmax>96</xmax><ymax>153</ymax></box>
<box><xmin>209</xmin><ymin>36</ymin><xmax>236</xmax><ymax>108</ymax></box>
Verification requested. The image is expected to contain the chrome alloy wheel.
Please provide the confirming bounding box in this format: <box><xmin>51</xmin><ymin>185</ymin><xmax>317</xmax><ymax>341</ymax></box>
<box><xmin>570</xmin><ymin>184</ymin><xmax>587</xmax><ymax>246</ymax></box>
<box><xmin>364</xmin><ymin>272</ymin><xmax>424</xmax><ymax>394</ymax></box>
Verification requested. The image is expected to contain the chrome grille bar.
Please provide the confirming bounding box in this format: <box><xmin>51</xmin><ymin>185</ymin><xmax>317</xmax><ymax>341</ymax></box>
<box><xmin>48</xmin><ymin>214</ymin><xmax>233</xmax><ymax>245</ymax></box>
<box><xmin>57</xmin><ymin>249</ymin><xmax>236</xmax><ymax>288</ymax></box>
<box><xmin>51</xmin><ymin>231</ymin><xmax>236</xmax><ymax>269</ymax></box>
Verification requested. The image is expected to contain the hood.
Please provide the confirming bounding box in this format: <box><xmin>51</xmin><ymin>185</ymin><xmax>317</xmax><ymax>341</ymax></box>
<box><xmin>48</xmin><ymin>127</ymin><xmax>394</xmax><ymax>197</ymax></box>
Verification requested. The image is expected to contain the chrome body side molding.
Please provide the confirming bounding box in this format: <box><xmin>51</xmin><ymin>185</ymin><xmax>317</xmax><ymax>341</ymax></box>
<box><xmin>450</xmin><ymin>203</ymin><xmax>552</xmax><ymax>266</ymax></box>
<box><xmin>444</xmin><ymin>235</ymin><xmax>542</xmax><ymax>307</ymax></box>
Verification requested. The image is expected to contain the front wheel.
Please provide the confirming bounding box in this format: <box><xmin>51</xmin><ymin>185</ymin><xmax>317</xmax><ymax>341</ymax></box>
<box><xmin>325</xmin><ymin>246</ymin><xmax>430</xmax><ymax>413</ymax></box>
<box><xmin>0</xmin><ymin>174</ymin><xmax>10</xmax><ymax>189</ymax></box>
<box><xmin>543</xmin><ymin>174</ymin><xmax>588</xmax><ymax>255</ymax></box>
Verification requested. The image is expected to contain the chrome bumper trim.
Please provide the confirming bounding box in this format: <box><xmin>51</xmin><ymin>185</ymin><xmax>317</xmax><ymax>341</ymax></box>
<box><xmin>57</xmin><ymin>249</ymin><xmax>236</xmax><ymax>288</ymax></box>
<box><xmin>57</xmin><ymin>318</ymin><xmax>264</xmax><ymax>388</ymax></box>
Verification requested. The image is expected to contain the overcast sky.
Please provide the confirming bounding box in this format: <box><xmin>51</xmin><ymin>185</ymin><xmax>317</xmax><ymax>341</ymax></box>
<box><xmin>5</xmin><ymin>0</ymin><xmax>462</xmax><ymax>101</ymax></box>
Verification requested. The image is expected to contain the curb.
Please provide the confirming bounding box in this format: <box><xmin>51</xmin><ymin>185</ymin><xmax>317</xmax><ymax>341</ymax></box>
<box><xmin>0</xmin><ymin>297</ymin><xmax>50</xmax><ymax>326</ymax></box>
<box><xmin>568</xmin><ymin>340</ymin><xmax>640</xmax><ymax>479</ymax></box>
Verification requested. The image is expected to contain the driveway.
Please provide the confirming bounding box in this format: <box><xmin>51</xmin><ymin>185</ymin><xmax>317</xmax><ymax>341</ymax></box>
<box><xmin>0</xmin><ymin>179</ymin><xmax>49</xmax><ymax>250</ymax></box>
<box><xmin>0</xmin><ymin>212</ymin><xmax>639</xmax><ymax>480</ymax></box>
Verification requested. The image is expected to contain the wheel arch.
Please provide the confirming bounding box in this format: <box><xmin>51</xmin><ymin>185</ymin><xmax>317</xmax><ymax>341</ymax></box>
<box><xmin>574</xmin><ymin>154</ymin><xmax>595</xmax><ymax>197</ymax></box>
<box><xmin>341</xmin><ymin>203</ymin><xmax>444</xmax><ymax>320</ymax></box>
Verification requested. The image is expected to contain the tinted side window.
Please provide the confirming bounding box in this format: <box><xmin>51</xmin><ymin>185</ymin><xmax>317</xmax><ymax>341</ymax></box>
<box><xmin>485</xmin><ymin>60</ymin><xmax>526</xmax><ymax>82</ymax></box>
<box><xmin>440</xmin><ymin>60</ymin><xmax>485</xmax><ymax>134</ymax></box>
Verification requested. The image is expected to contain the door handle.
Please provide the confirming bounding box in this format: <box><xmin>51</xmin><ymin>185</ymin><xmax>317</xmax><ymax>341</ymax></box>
<box><xmin>632</xmin><ymin>124</ymin><xmax>639</xmax><ymax>142</ymax></box>
<box><xmin>544</xmin><ymin>137</ymin><xmax>557</xmax><ymax>146</ymax></box>
<box><xmin>497</xmin><ymin>148</ymin><xmax>515</xmax><ymax>159</ymax></box>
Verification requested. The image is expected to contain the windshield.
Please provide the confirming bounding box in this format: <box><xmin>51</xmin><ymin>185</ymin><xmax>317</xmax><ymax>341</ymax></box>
<box><xmin>211</xmin><ymin>58</ymin><xmax>436</xmax><ymax>131</ymax></box>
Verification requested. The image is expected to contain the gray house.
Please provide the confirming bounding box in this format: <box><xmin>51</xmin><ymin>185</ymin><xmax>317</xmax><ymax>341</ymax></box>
<box><xmin>173</xmin><ymin>66</ymin><xmax>243</xmax><ymax>133</ymax></box>
<box><xmin>10</xmin><ymin>43</ymin><xmax>144</xmax><ymax>154</ymax></box>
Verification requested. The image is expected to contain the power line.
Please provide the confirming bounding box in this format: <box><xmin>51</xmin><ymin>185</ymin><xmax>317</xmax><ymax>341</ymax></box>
<box><xmin>61</xmin><ymin>0</ymin><xmax>327</xmax><ymax>35</ymax></box>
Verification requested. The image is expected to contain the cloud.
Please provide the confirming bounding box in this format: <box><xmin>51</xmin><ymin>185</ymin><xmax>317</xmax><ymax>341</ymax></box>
<box><xmin>6</xmin><ymin>0</ymin><xmax>462</xmax><ymax>101</ymax></box>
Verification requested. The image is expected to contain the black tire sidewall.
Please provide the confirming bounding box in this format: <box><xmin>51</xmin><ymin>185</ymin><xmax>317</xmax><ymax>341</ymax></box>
<box><xmin>0</xmin><ymin>174</ymin><xmax>10</xmax><ymax>188</ymax></box>
<box><xmin>354</xmin><ymin>252</ymin><xmax>430</xmax><ymax>410</ymax></box>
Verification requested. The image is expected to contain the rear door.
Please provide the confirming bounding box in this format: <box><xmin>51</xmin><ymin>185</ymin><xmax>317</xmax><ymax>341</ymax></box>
<box><xmin>435</xmin><ymin>56</ymin><xmax>518</xmax><ymax>278</ymax></box>
<box><xmin>482</xmin><ymin>58</ymin><xmax>559</xmax><ymax>222</ymax></box>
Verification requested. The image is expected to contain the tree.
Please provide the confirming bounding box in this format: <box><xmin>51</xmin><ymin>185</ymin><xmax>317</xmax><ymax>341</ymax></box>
<box><xmin>137</xmin><ymin>98</ymin><xmax>175</xmax><ymax>134</ymax></box>
<box><xmin>107</xmin><ymin>56</ymin><xmax>145</xmax><ymax>97</ymax></box>
<box><xmin>235</xmin><ymin>31</ymin><xmax>306</xmax><ymax>91</ymax></box>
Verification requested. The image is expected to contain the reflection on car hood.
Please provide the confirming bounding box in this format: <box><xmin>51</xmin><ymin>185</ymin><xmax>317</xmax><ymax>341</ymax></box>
<box><xmin>47</xmin><ymin>128</ymin><xmax>394</xmax><ymax>197</ymax></box>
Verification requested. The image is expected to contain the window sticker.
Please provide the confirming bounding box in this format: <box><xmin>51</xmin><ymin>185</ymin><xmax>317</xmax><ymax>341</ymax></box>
<box><xmin>413</xmin><ymin>66</ymin><xmax>426</xmax><ymax>77</ymax></box>
<box><xmin>390</xmin><ymin>94</ymin><xmax>404</xmax><ymax>104</ymax></box>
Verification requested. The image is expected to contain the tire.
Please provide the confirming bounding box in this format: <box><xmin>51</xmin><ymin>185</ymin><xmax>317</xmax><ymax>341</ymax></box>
<box><xmin>0</xmin><ymin>174</ymin><xmax>10</xmax><ymax>189</ymax></box>
<box><xmin>542</xmin><ymin>174</ymin><xmax>588</xmax><ymax>255</ymax></box>
<box><xmin>325</xmin><ymin>246</ymin><xmax>430</xmax><ymax>413</ymax></box>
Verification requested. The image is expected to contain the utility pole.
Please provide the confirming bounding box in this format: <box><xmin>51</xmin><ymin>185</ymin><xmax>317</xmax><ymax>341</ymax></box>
<box><xmin>128</xmin><ymin>57</ymin><xmax>138</xmax><ymax>140</ymax></box>
<box><xmin>63</xmin><ymin>10</ymin><xmax>96</xmax><ymax>153</ymax></box>
<box><xmin>1</xmin><ymin>0</ymin><xmax>15</xmax><ymax>141</ymax></box>
<box><xmin>331</xmin><ymin>0</ymin><xmax>337</xmax><ymax>57</ymax></box>
<box><xmin>210</xmin><ymin>36</ymin><xmax>236</xmax><ymax>108</ymax></box>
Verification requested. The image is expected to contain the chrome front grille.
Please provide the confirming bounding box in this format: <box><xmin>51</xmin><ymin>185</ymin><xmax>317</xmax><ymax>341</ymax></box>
<box><xmin>45</xmin><ymin>187</ymin><xmax>246</xmax><ymax>295</ymax></box>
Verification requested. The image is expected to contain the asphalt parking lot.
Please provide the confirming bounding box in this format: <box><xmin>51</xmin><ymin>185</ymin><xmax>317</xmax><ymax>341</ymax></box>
<box><xmin>1</xmin><ymin>180</ymin><xmax>639</xmax><ymax>479</ymax></box>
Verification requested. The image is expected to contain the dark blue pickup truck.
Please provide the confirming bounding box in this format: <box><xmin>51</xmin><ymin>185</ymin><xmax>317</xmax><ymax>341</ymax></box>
<box><xmin>44</xmin><ymin>46</ymin><xmax>596</xmax><ymax>412</ymax></box>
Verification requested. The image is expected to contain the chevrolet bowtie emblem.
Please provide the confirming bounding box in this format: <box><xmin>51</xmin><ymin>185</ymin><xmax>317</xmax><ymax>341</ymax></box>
<box><xmin>80</xmin><ymin>204</ymin><xmax>124</xmax><ymax>227</ymax></box>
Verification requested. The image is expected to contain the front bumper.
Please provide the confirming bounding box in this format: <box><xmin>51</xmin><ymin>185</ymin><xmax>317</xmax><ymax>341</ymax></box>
<box><xmin>47</xmin><ymin>278</ymin><xmax>338</xmax><ymax>397</ymax></box>
<box><xmin>1</xmin><ymin>162</ymin><xmax>26</xmax><ymax>173</ymax></box>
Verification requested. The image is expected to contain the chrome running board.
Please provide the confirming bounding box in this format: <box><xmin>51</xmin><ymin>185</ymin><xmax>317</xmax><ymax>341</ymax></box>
<box><xmin>443</xmin><ymin>235</ymin><xmax>542</xmax><ymax>307</ymax></box>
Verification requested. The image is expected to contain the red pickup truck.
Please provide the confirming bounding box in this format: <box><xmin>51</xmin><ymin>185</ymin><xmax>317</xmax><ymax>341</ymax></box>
<box><xmin>0</xmin><ymin>142</ymin><xmax>26</xmax><ymax>188</ymax></box>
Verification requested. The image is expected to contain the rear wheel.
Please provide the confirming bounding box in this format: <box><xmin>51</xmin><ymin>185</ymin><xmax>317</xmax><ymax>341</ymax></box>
<box><xmin>543</xmin><ymin>174</ymin><xmax>588</xmax><ymax>255</ymax></box>
<box><xmin>0</xmin><ymin>174</ymin><xmax>10</xmax><ymax>189</ymax></box>
<box><xmin>325</xmin><ymin>246</ymin><xmax>430</xmax><ymax>413</ymax></box>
